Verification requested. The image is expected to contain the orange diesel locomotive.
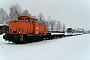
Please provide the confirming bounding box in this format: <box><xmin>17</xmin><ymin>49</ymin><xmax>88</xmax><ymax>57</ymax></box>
<box><xmin>3</xmin><ymin>16</ymin><xmax>47</xmax><ymax>43</ymax></box>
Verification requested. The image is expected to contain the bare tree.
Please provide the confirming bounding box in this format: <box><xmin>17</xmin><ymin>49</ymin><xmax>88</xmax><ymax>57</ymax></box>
<box><xmin>48</xmin><ymin>19</ymin><xmax>56</xmax><ymax>31</ymax></box>
<box><xmin>0</xmin><ymin>8</ymin><xmax>9</xmax><ymax>24</ymax></box>
<box><xmin>62</xmin><ymin>22</ymin><xmax>66</xmax><ymax>32</ymax></box>
<box><xmin>32</xmin><ymin>15</ymin><xmax>37</xmax><ymax>18</ymax></box>
<box><xmin>21</xmin><ymin>9</ymin><xmax>30</xmax><ymax>16</ymax></box>
<box><xmin>46</xmin><ymin>20</ymin><xmax>49</xmax><ymax>30</ymax></box>
<box><xmin>9</xmin><ymin>3</ymin><xmax>21</xmax><ymax>20</ymax></box>
<box><xmin>56</xmin><ymin>21</ymin><xmax>62</xmax><ymax>31</ymax></box>
<box><xmin>37</xmin><ymin>13</ymin><xmax>46</xmax><ymax>24</ymax></box>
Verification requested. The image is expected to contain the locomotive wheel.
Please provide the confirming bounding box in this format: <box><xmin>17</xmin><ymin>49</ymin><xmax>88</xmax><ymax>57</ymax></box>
<box><xmin>38</xmin><ymin>36</ymin><xmax>43</xmax><ymax>41</ymax></box>
<box><xmin>32</xmin><ymin>37</ymin><xmax>37</xmax><ymax>42</ymax></box>
<box><xmin>13</xmin><ymin>36</ymin><xmax>25</xmax><ymax>44</ymax></box>
<box><xmin>25</xmin><ymin>37</ymin><xmax>32</xmax><ymax>43</ymax></box>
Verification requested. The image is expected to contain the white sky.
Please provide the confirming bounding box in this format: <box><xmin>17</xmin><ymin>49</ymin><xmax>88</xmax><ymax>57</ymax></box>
<box><xmin>0</xmin><ymin>0</ymin><xmax>90</xmax><ymax>30</ymax></box>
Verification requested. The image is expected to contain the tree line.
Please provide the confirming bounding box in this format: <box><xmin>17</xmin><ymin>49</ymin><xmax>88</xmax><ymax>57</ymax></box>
<box><xmin>0</xmin><ymin>4</ymin><xmax>65</xmax><ymax>32</ymax></box>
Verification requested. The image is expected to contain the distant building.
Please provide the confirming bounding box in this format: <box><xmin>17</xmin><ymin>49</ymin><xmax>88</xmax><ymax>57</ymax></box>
<box><xmin>0</xmin><ymin>22</ymin><xmax>9</xmax><ymax>34</ymax></box>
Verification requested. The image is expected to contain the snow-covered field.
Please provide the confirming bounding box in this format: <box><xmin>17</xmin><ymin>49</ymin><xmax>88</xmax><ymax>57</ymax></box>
<box><xmin>0</xmin><ymin>34</ymin><xmax>90</xmax><ymax>60</ymax></box>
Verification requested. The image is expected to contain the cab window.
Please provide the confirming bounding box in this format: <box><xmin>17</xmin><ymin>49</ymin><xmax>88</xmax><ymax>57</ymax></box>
<box><xmin>26</xmin><ymin>18</ymin><xmax>30</xmax><ymax>22</ymax></box>
<box><xmin>19</xmin><ymin>18</ymin><xmax>24</xmax><ymax>21</ymax></box>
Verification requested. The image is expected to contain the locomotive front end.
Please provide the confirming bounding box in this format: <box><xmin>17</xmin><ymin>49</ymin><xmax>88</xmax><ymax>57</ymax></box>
<box><xmin>3</xmin><ymin>16</ymin><xmax>32</xmax><ymax>43</ymax></box>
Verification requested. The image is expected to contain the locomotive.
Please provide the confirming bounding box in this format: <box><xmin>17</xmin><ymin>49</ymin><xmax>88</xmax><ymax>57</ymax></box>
<box><xmin>3</xmin><ymin>16</ymin><xmax>65</xmax><ymax>43</ymax></box>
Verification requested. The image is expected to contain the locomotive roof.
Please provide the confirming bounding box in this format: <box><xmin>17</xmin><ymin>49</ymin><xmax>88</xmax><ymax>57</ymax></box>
<box><xmin>18</xmin><ymin>16</ymin><xmax>37</xmax><ymax>20</ymax></box>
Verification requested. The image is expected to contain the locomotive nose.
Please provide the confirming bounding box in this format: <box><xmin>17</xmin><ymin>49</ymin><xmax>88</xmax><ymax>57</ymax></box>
<box><xmin>9</xmin><ymin>28</ymin><xmax>23</xmax><ymax>34</ymax></box>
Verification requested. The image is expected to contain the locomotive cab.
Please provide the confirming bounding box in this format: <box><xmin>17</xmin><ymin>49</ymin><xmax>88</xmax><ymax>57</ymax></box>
<box><xmin>18</xmin><ymin>16</ymin><xmax>31</xmax><ymax>22</ymax></box>
<box><xmin>18</xmin><ymin>16</ymin><xmax>37</xmax><ymax>22</ymax></box>
<box><xmin>8</xmin><ymin>16</ymin><xmax>39</xmax><ymax>34</ymax></box>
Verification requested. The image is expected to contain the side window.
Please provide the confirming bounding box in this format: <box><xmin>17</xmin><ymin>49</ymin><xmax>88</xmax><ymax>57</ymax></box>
<box><xmin>26</xmin><ymin>18</ymin><xmax>30</xmax><ymax>22</ymax></box>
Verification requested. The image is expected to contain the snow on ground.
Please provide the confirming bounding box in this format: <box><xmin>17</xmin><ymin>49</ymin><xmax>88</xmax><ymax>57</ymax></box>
<box><xmin>0</xmin><ymin>34</ymin><xmax>90</xmax><ymax>60</ymax></box>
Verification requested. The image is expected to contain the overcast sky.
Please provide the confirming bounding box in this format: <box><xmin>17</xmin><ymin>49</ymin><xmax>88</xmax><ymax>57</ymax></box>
<box><xmin>0</xmin><ymin>0</ymin><xmax>90</xmax><ymax>30</ymax></box>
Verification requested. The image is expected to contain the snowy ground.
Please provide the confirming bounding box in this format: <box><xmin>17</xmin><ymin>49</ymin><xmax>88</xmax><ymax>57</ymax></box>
<box><xmin>0</xmin><ymin>34</ymin><xmax>90</xmax><ymax>60</ymax></box>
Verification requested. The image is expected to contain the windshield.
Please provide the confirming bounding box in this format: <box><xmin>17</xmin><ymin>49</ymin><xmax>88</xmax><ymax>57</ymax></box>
<box><xmin>19</xmin><ymin>18</ymin><xmax>24</xmax><ymax>21</ymax></box>
<box><xmin>26</xmin><ymin>18</ymin><xmax>30</xmax><ymax>22</ymax></box>
<box><xmin>67</xmin><ymin>28</ymin><xmax>72</xmax><ymax>33</ymax></box>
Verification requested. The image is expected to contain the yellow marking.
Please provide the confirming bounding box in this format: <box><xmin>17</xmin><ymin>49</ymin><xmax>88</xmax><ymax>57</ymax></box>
<box><xmin>20</xmin><ymin>35</ymin><xmax>23</xmax><ymax>41</ymax></box>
